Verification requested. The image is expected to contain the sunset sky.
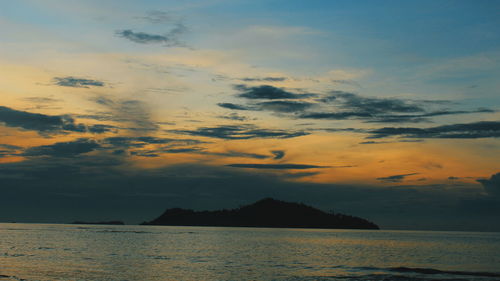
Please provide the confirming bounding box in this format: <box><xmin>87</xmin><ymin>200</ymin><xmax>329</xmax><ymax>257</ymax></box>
<box><xmin>1</xmin><ymin>0</ymin><xmax>499</xmax><ymax>230</ymax></box>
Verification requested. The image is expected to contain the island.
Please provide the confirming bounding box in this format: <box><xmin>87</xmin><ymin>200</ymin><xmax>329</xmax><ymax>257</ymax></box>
<box><xmin>71</xmin><ymin>221</ymin><xmax>125</xmax><ymax>225</ymax></box>
<box><xmin>142</xmin><ymin>198</ymin><xmax>379</xmax><ymax>229</ymax></box>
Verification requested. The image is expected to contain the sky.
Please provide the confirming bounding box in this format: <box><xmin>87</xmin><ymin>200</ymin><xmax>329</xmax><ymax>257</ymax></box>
<box><xmin>0</xmin><ymin>0</ymin><xmax>499</xmax><ymax>231</ymax></box>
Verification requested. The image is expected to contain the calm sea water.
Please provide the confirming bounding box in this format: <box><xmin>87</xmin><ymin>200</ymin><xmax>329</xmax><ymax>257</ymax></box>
<box><xmin>1</xmin><ymin>223</ymin><xmax>499</xmax><ymax>281</ymax></box>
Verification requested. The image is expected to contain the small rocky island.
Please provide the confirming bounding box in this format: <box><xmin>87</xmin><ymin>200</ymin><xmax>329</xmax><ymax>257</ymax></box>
<box><xmin>142</xmin><ymin>198</ymin><xmax>379</xmax><ymax>229</ymax></box>
<box><xmin>72</xmin><ymin>221</ymin><xmax>125</xmax><ymax>225</ymax></box>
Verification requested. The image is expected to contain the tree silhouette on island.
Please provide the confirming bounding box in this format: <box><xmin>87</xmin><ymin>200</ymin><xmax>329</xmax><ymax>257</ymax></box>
<box><xmin>142</xmin><ymin>198</ymin><xmax>379</xmax><ymax>229</ymax></box>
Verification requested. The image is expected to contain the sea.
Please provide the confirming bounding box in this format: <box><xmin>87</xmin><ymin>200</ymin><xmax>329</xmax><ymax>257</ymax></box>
<box><xmin>1</xmin><ymin>223</ymin><xmax>499</xmax><ymax>281</ymax></box>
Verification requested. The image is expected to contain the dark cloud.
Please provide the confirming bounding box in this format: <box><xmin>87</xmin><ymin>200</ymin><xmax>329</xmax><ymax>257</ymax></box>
<box><xmin>239</xmin><ymin>77</ymin><xmax>287</xmax><ymax>82</ymax></box>
<box><xmin>364</xmin><ymin>109</ymin><xmax>496</xmax><ymax>123</ymax></box>
<box><xmin>116</xmin><ymin>30</ymin><xmax>169</xmax><ymax>44</ymax></box>
<box><xmin>332</xmin><ymin>92</ymin><xmax>424</xmax><ymax>113</ymax></box>
<box><xmin>131</xmin><ymin>146</ymin><xmax>271</xmax><ymax>159</ymax></box>
<box><xmin>358</xmin><ymin>140</ymin><xmax>424</xmax><ymax>145</ymax></box>
<box><xmin>87</xmin><ymin>124</ymin><xmax>118</xmax><ymax>134</ymax></box>
<box><xmin>0</xmin><ymin>105</ymin><xmax>109</xmax><ymax>135</ymax></box>
<box><xmin>217</xmin><ymin>103</ymin><xmax>252</xmax><ymax>111</ymax></box>
<box><xmin>53</xmin><ymin>77</ymin><xmax>105</xmax><ymax>88</ymax></box>
<box><xmin>103</xmin><ymin>136</ymin><xmax>204</xmax><ymax>149</ymax></box>
<box><xmin>377</xmin><ymin>173</ymin><xmax>419</xmax><ymax>183</ymax></box>
<box><xmin>116</xmin><ymin>25</ymin><xmax>186</xmax><ymax>46</ymax></box>
<box><xmin>304</xmin><ymin>92</ymin><xmax>494</xmax><ymax>123</ymax></box>
<box><xmin>257</xmin><ymin>101</ymin><xmax>313</xmax><ymax>113</ymax></box>
<box><xmin>170</xmin><ymin>124</ymin><xmax>308</xmax><ymax>140</ymax></box>
<box><xmin>281</xmin><ymin>172</ymin><xmax>321</xmax><ymax>178</ymax></box>
<box><xmin>271</xmin><ymin>150</ymin><xmax>285</xmax><ymax>160</ymax></box>
<box><xmin>22</xmin><ymin>139</ymin><xmax>100</xmax><ymax>158</ymax></box>
<box><xmin>368</xmin><ymin>121</ymin><xmax>500</xmax><ymax>139</ymax></box>
<box><xmin>0</xmin><ymin>144</ymin><xmax>22</xmax><ymax>150</ymax></box>
<box><xmin>300</xmin><ymin>111</ymin><xmax>372</xmax><ymax>120</ymax></box>
<box><xmin>218</xmin><ymin>113</ymin><xmax>250</xmax><ymax>121</ymax></box>
<box><xmin>203</xmin><ymin>150</ymin><xmax>269</xmax><ymax>159</ymax></box>
<box><xmin>227</xmin><ymin>163</ymin><xmax>329</xmax><ymax>169</ymax></box>
<box><xmin>477</xmin><ymin>173</ymin><xmax>500</xmax><ymax>197</ymax></box>
<box><xmin>0</xmin><ymin>144</ymin><xmax>21</xmax><ymax>158</ymax></box>
<box><xmin>359</xmin><ymin>141</ymin><xmax>391</xmax><ymax>145</ymax></box>
<box><xmin>221</xmin><ymin>88</ymin><xmax>493</xmax><ymax>124</ymax></box>
<box><xmin>0</xmin><ymin>105</ymin><xmax>75</xmax><ymax>132</ymax></box>
<box><xmin>235</xmin><ymin>85</ymin><xmax>315</xmax><ymax>100</ymax></box>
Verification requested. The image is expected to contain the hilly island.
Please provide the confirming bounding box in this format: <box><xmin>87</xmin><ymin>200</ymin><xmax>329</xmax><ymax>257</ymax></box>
<box><xmin>142</xmin><ymin>198</ymin><xmax>379</xmax><ymax>229</ymax></box>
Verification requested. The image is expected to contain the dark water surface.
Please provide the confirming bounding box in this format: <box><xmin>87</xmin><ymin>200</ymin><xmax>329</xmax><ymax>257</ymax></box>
<box><xmin>1</xmin><ymin>223</ymin><xmax>499</xmax><ymax>280</ymax></box>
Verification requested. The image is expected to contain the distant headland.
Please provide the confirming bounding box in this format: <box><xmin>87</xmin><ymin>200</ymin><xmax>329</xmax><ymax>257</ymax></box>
<box><xmin>142</xmin><ymin>198</ymin><xmax>379</xmax><ymax>230</ymax></box>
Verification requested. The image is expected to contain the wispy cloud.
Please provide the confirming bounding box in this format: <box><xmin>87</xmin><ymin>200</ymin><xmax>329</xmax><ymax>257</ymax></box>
<box><xmin>227</xmin><ymin>163</ymin><xmax>329</xmax><ymax>170</ymax></box>
<box><xmin>377</xmin><ymin>173</ymin><xmax>419</xmax><ymax>183</ymax></box>
<box><xmin>92</xmin><ymin>96</ymin><xmax>159</xmax><ymax>132</ymax></box>
<box><xmin>116</xmin><ymin>24</ymin><xmax>187</xmax><ymax>47</ymax></box>
<box><xmin>170</xmin><ymin>124</ymin><xmax>308</xmax><ymax>140</ymax></box>
<box><xmin>53</xmin><ymin>77</ymin><xmax>105</xmax><ymax>88</ymax></box>
<box><xmin>368</xmin><ymin>121</ymin><xmax>500</xmax><ymax>139</ymax></box>
<box><xmin>239</xmin><ymin>77</ymin><xmax>287</xmax><ymax>82</ymax></box>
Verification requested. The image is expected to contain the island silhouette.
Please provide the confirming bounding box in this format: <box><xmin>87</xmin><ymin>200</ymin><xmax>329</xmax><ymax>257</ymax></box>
<box><xmin>142</xmin><ymin>198</ymin><xmax>379</xmax><ymax>229</ymax></box>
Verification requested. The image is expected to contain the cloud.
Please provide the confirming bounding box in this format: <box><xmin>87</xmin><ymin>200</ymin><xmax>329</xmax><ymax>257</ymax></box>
<box><xmin>116</xmin><ymin>24</ymin><xmax>186</xmax><ymax>47</ymax></box>
<box><xmin>0</xmin><ymin>144</ymin><xmax>21</xmax><ymax>150</ymax></box>
<box><xmin>170</xmin><ymin>124</ymin><xmax>308</xmax><ymax>140</ymax></box>
<box><xmin>22</xmin><ymin>139</ymin><xmax>100</xmax><ymax>158</ymax></box>
<box><xmin>0</xmin><ymin>105</ymin><xmax>109</xmax><ymax>135</ymax></box>
<box><xmin>358</xmin><ymin>141</ymin><xmax>391</xmax><ymax>145</ymax></box>
<box><xmin>103</xmin><ymin>136</ymin><xmax>204</xmax><ymax>149</ymax></box>
<box><xmin>53</xmin><ymin>77</ymin><xmax>105</xmax><ymax>88</ymax></box>
<box><xmin>87</xmin><ymin>124</ymin><xmax>117</xmax><ymax>134</ymax></box>
<box><xmin>92</xmin><ymin>96</ymin><xmax>158</xmax><ymax>132</ymax></box>
<box><xmin>217</xmin><ymin>103</ymin><xmax>252</xmax><ymax>111</ymax></box>
<box><xmin>132</xmin><ymin>146</ymin><xmax>271</xmax><ymax>159</ymax></box>
<box><xmin>202</xmin><ymin>150</ymin><xmax>270</xmax><ymax>159</ymax></box>
<box><xmin>364</xmin><ymin>109</ymin><xmax>496</xmax><ymax>123</ymax></box>
<box><xmin>235</xmin><ymin>85</ymin><xmax>314</xmax><ymax>100</ymax></box>
<box><xmin>304</xmin><ymin>91</ymin><xmax>424</xmax><ymax>121</ymax></box>
<box><xmin>368</xmin><ymin>121</ymin><xmax>500</xmax><ymax>139</ymax></box>
<box><xmin>116</xmin><ymin>30</ymin><xmax>170</xmax><ymax>44</ymax></box>
<box><xmin>218</xmin><ymin>113</ymin><xmax>250</xmax><ymax>121</ymax></box>
<box><xmin>257</xmin><ymin>101</ymin><xmax>313</xmax><ymax>113</ymax></box>
<box><xmin>300</xmin><ymin>111</ymin><xmax>372</xmax><ymax>120</ymax></box>
<box><xmin>226</xmin><ymin>163</ymin><xmax>329</xmax><ymax>169</ymax></box>
<box><xmin>377</xmin><ymin>173</ymin><xmax>419</xmax><ymax>183</ymax></box>
<box><xmin>332</xmin><ymin>92</ymin><xmax>424</xmax><ymax>113</ymax></box>
<box><xmin>271</xmin><ymin>150</ymin><xmax>285</xmax><ymax>160</ymax></box>
<box><xmin>220</xmin><ymin>88</ymin><xmax>493</xmax><ymax>124</ymax></box>
<box><xmin>477</xmin><ymin>172</ymin><xmax>500</xmax><ymax>197</ymax></box>
<box><xmin>302</xmin><ymin>92</ymin><xmax>494</xmax><ymax>123</ymax></box>
<box><xmin>0</xmin><ymin>105</ymin><xmax>78</xmax><ymax>133</ymax></box>
<box><xmin>0</xmin><ymin>144</ymin><xmax>21</xmax><ymax>158</ymax></box>
<box><xmin>239</xmin><ymin>77</ymin><xmax>287</xmax><ymax>82</ymax></box>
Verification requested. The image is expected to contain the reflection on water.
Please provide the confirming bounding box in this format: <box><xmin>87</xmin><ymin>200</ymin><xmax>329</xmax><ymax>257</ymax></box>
<box><xmin>1</xmin><ymin>223</ymin><xmax>499</xmax><ymax>280</ymax></box>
